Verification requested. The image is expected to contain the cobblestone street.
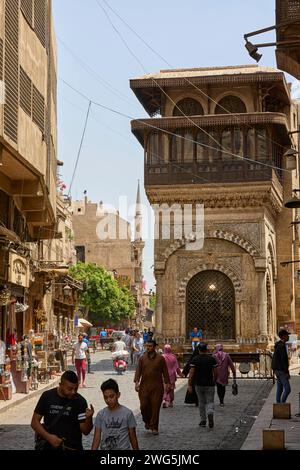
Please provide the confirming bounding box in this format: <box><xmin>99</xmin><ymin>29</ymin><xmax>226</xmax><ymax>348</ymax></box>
<box><xmin>0</xmin><ymin>351</ymin><xmax>273</xmax><ymax>450</ymax></box>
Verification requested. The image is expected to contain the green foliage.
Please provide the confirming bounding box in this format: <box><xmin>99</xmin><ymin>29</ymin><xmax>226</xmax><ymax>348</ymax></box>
<box><xmin>69</xmin><ymin>263</ymin><xmax>135</xmax><ymax>323</ymax></box>
<box><xmin>149</xmin><ymin>292</ymin><xmax>156</xmax><ymax>310</ymax></box>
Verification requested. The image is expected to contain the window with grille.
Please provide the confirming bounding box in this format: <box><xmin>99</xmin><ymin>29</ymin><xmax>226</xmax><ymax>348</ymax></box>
<box><xmin>215</xmin><ymin>96</ymin><xmax>246</xmax><ymax>114</ymax></box>
<box><xmin>21</xmin><ymin>0</ymin><xmax>34</xmax><ymax>28</ymax></box>
<box><xmin>20</xmin><ymin>66</ymin><xmax>32</xmax><ymax>117</ymax></box>
<box><xmin>173</xmin><ymin>98</ymin><xmax>204</xmax><ymax>116</ymax></box>
<box><xmin>186</xmin><ymin>270</ymin><xmax>235</xmax><ymax>340</ymax></box>
<box><xmin>34</xmin><ymin>0</ymin><xmax>46</xmax><ymax>48</ymax></box>
<box><xmin>32</xmin><ymin>85</ymin><xmax>45</xmax><ymax>132</ymax></box>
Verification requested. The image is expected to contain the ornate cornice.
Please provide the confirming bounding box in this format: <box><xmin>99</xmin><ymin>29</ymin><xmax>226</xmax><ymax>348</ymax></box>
<box><xmin>147</xmin><ymin>186</ymin><xmax>283</xmax><ymax>216</ymax></box>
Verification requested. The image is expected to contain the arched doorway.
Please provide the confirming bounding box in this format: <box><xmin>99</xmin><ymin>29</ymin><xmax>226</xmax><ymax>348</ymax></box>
<box><xmin>186</xmin><ymin>270</ymin><xmax>235</xmax><ymax>340</ymax></box>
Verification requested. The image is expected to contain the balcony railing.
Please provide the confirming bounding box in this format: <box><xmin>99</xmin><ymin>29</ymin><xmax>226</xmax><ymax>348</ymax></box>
<box><xmin>145</xmin><ymin>161</ymin><xmax>280</xmax><ymax>186</ymax></box>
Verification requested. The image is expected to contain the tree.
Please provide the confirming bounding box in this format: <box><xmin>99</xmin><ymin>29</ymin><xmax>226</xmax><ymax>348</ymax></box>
<box><xmin>149</xmin><ymin>290</ymin><xmax>156</xmax><ymax>310</ymax></box>
<box><xmin>69</xmin><ymin>262</ymin><xmax>135</xmax><ymax>324</ymax></box>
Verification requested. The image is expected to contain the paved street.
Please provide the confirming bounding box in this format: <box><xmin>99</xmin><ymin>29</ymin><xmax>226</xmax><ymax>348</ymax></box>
<box><xmin>0</xmin><ymin>350</ymin><xmax>273</xmax><ymax>450</ymax></box>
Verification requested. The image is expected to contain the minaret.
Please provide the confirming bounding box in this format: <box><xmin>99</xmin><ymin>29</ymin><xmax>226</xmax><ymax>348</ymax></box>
<box><xmin>134</xmin><ymin>179</ymin><xmax>142</xmax><ymax>241</ymax></box>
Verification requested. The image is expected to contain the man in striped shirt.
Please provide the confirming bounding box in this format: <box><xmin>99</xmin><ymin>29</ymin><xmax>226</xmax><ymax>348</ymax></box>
<box><xmin>31</xmin><ymin>370</ymin><xmax>94</xmax><ymax>450</ymax></box>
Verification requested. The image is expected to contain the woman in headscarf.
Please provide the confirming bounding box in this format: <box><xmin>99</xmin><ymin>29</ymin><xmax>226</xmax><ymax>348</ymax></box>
<box><xmin>162</xmin><ymin>344</ymin><xmax>183</xmax><ymax>408</ymax></box>
<box><xmin>213</xmin><ymin>344</ymin><xmax>236</xmax><ymax>406</ymax></box>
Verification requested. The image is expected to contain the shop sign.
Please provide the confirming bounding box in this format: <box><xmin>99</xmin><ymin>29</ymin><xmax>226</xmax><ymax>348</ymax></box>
<box><xmin>8</xmin><ymin>253</ymin><xmax>29</xmax><ymax>288</ymax></box>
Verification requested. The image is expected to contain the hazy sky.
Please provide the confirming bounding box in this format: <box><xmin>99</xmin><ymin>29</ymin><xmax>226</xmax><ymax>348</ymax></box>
<box><xmin>52</xmin><ymin>0</ymin><xmax>299</xmax><ymax>290</ymax></box>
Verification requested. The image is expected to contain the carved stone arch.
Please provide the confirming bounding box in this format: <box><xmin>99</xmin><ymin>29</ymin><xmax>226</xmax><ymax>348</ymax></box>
<box><xmin>178</xmin><ymin>263</ymin><xmax>242</xmax><ymax>303</ymax></box>
<box><xmin>207</xmin><ymin>229</ymin><xmax>260</xmax><ymax>257</ymax></box>
<box><xmin>161</xmin><ymin>229</ymin><xmax>260</xmax><ymax>264</ymax></box>
<box><xmin>213</xmin><ymin>92</ymin><xmax>248</xmax><ymax>114</ymax></box>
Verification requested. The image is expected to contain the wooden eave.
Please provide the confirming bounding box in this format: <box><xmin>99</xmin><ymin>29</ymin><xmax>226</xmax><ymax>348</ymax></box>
<box><xmin>275</xmin><ymin>0</ymin><xmax>300</xmax><ymax>79</ymax></box>
<box><xmin>131</xmin><ymin>112</ymin><xmax>291</xmax><ymax>147</ymax></box>
<box><xmin>130</xmin><ymin>72</ymin><xmax>290</xmax><ymax>117</ymax></box>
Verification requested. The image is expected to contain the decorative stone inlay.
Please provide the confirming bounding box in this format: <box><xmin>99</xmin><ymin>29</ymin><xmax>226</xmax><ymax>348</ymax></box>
<box><xmin>177</xmin><ymin>262</ymin><xmax>242</xmax><ymax>303</ymax></box>
<box><xmin>207</xmin><ymin>229</ymin><xmax>260</xmax><ymax>256</ymax></box>
<box><xmin>209</xmin><ymin>223</ymin><xmax>261</xmax><ymax>252</ymax></box>
<box><xmin>161</xmin><ymin>228</ymin><xmax>260</xmax><ymax>264</ymax></box>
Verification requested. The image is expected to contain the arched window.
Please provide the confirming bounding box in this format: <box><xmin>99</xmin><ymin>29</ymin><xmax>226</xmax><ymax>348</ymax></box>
<box><xmin>184</xmin><ymin>131</ymin><xmax>194</xmax><ymax>162</ymax></box>
<box><xmin>173</xmin><ymin>98</ymin><xmax>204</xmax><ymax>116</ymax></box>
<box><xmin>196</xmin><ymin>130</ymin><xmax>207</xmax><ymax>162</ymax></box>
<box><xmin>186</xmin><ymin>270</ymin><xmax>235</xmax><ymax>340</ymax></box>
<box><xmin>215</xmin><ymin>95</ymin><xmax>247</xmax><ymax>114</ymax></box>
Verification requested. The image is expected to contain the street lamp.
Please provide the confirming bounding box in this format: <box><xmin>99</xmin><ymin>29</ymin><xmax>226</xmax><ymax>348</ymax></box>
<box><xmin>244</xmin><ymin>22</ymin><xmax>300</xmax><ymax>62</ymax></box>
<box><xmin>284</xmin><ymin>189</ymin><xmax>300</xmax><ymax>209</ymax></box>
<box><xmin>63</xmin><ymin>284</ymin><xmax>72</xmax><ymax>298</ymax></box>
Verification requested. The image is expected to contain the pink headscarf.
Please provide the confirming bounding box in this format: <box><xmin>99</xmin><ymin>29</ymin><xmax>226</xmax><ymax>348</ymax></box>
<box><xmin>162</xmin><ymin>344</ymin><xmax>179</xmax><ymax>382</ymax></box>
<box><xmin>214</xmin><ymin>343</ymin><xmax>226</xmax><ymax>364</ymax></box>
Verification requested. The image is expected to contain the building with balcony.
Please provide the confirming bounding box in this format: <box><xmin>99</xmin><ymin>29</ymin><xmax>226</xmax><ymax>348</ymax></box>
<box><xmin>0</xmin><ymin>1</ymin><xmax>58</xmax><ymax>341</ymax></box>
<box><xmin>131</xmin><ymin>64</ymin><xmax>300</xmax><ymax>348</ymax></box>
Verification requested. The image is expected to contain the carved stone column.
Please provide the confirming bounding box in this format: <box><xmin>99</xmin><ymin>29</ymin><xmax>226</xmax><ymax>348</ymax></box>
<box><xmin>235</xmin><ymin>301</ymin><xmax>242</xmax><ymax>340</ymax></box>
<box><xmin>154</xmin><ymin>273</ymin><xmax>163</xmax><ymax>334</ymax></box>
<box><xmin>257</xmin><ymin>270</ymin><xmax>268</xmax><ymax>342</ymax></box>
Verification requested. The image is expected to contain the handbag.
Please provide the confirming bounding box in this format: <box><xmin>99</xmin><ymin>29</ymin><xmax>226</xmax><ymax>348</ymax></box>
<box><xmin>232</xmin><ymin>379</ymin><xmax>238</xmax><ymax>396</ymax></box>
<box><xmin>35</xmin><ymin>403</ymin><xmax>69</xmax><ymax>450</ymax></box>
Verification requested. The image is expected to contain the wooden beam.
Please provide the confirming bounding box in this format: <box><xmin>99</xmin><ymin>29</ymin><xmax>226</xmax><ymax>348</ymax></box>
<box><xmin>26</xmin><ymin>211</ymin><xmax>49</xmax><ymax>224</ymax></box>
<box><xmin>0</xmin><ymin>171</ymin><xmax>12</xmax><ymax>194</ymax></box>
<box><xmin>21</xmin><ymin>198</ymin><xmax>45</xmax><ymax>211</ymax></box>
<box><xmin>11</xmin><ymin>180</ymin><xmax>43</xmax><ymax>197</ymax></box>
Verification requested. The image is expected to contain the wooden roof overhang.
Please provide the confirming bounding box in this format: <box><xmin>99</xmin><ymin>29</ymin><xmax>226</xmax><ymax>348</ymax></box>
<box><xmin>130</xmin><ymin>72</ymin><xmax>290</xmax><ymax>117</ymax></box>
<box><xmin>131</xmin><ymin>112</ymin><xmax>291</xmax><ymax>147</ymax></box>
<box><xmin>0</xmin><ymin>137</ymin><xmax>56</xmax><ymax>238</ymax></box>
<box><xmin>276</xmin><ymin>0</ymin><xmax>300</xmax><ymax>79</ymax></box>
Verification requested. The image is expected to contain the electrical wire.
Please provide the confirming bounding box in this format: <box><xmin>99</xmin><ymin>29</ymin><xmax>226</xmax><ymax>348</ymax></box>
<box><xmin>60</xmin><ymin>77</ymin><xmax>290</xmax><ymax>175</ymax></box>
<box><xmin>68</xmin><ymin>100</ymin><xmax>92</xmax><ymax>197</ymax></box>
<box><xmin>99</xmin><ymin>0</ymin><xmax>290</xmax><ymax>154</ymax></box>
<box><xmin>95</xmin><ymin>1</ymin><xmax>288</xmax><ymax>181</ymax></box>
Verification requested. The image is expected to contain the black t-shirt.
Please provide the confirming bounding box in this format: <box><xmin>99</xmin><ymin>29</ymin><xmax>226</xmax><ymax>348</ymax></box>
<box><xmin>190</xmin><ymin>354</ymin><xmax>217</xmax><ymax>386</ymax></box>
<box><xmin>34</xmin><ymin>387</ymin><xmax>88</xmax><ymax>450</ymax></box>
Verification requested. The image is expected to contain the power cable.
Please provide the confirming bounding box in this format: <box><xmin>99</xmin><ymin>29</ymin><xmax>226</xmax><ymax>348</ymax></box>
<box><xmin>68</xmin><ymin>100</ymin><xmax>92</xmax><ymax>197</ymax></box>
<box><xmin>95</xmin><ymin>1</ymin><xmax>287</xmax><ymax>180</ymax></box>
<box><xmin>60</xmin><ymin>77</ymin><xmax>290</xmax><ymax>175</ymax></box>
<box><xmin>99</xmin><ymin>0</ymin><xmax>289</xmax><ymax>154</ymax></box>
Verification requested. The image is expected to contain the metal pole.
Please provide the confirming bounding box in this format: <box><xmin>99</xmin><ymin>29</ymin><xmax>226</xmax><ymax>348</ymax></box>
<box><xmin>295</xmin><ymin>392</ymin><xmax>300</xmax><ymax>417</ymax></box>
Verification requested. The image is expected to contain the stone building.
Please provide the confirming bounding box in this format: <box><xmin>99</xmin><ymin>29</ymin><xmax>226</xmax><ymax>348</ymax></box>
<box><xmin>72</xmin><ymin>183</ymin><xmax>144</xmax><ymax>321</ymax></box>
<box><xmin>130</xmin><ymin>65</ymin><xmax>300</xmax><ymax>349</ymax></box>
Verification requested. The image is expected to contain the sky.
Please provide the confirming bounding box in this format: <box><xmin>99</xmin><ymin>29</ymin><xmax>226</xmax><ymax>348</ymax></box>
<box><xmin>52</xmin><ymin>0</ymin><xmax>299</xmax><ymax>291</ymax></box>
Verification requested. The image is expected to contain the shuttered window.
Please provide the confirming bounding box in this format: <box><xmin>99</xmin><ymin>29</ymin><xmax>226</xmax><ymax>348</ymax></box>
<box><xmin>4</xmin><ymin>0</ymin><xmax>19</xmax><ymax>143</ymax></box>
<box><xmin>20</xmin><ymin>66</ymin><xmax>32</xmax><ymax>117</ymax></box>
<box><xmin>34</xmin><ymin>0</ymin><xmax>46</xmax><ymax>48</ymax></box>
<box><xmin>33</xmin><ymin>84</ymin><xmax>45</xmax><ymax>132</ymax></box>
<box><xmin>21</xmin><ymin>0</ymin><xmax>34</xmax><ymax>28</ymax></box>
<box><xmin>0</xmin><ymin>38</ymin><xmax>3</xmax><ymax>80</ymax></box>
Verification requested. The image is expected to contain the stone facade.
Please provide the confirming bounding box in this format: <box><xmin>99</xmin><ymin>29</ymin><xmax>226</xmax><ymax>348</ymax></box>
<box><xmin>131</xmin><ymin>65</ymin><xmax>300</xmax><ymax>349</ymax></box>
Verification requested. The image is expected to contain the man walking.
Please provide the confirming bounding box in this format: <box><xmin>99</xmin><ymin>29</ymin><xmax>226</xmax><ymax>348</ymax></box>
<box><xmin>272</xmin><ymin>329</ymin><xmax>291</xmax><ymax>403</ymax></box>
<box><xmin>134</xmin><ymin>339</ymin><xmax>170</xmax><ymax>435</ymax></box>
<box><xmin>72</xmin><ymin>334</ymin><xmax>89</xmax><ymax>387</ymax></box>
<box><xmin>188</xmin><ymin>342</ymin><xmax>217</xmax><ymax>428</ymax></box>
<box><xmin>31</xmin><ymin>370</ymin><xmax>94</xmax><ymax>450</ymax></box>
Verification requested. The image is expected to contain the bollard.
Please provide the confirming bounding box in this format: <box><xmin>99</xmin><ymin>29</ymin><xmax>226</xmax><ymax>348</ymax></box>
<box><xmin>295</xmin><ymin>392</ymin><xmax>300</xmax><ymax>417</ymax></box>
